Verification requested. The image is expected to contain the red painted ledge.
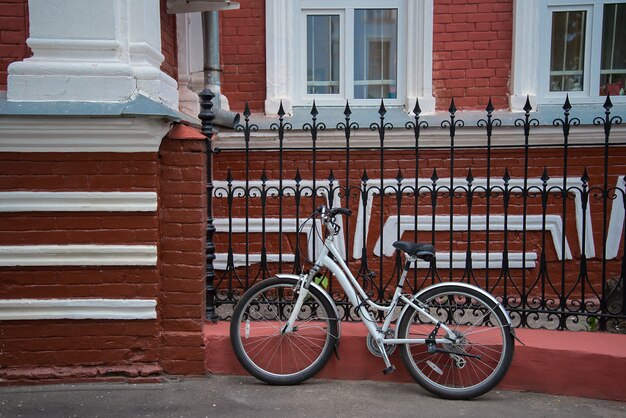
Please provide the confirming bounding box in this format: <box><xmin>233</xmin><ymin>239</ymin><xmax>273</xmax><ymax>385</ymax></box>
<box><xmin>167</xmin><ymin>124</ymin><xmax>206</xmax><ymax>140</ymax></box>
<box><xmin>204</xmin><ymin>321</ymin><xmax>626</xmax><ymax>401</ymax></box>
<box><xmin>0</xmin><ymin>364</ymin><xmax>164</xmax><ymax>386</ymax></box>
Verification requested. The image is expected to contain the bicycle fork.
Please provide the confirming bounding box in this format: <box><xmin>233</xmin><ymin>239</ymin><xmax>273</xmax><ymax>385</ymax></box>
<box><xmin>281</xmin><ymin>267</ymin><xmax>320</xmax><ymax>334</ymax></box>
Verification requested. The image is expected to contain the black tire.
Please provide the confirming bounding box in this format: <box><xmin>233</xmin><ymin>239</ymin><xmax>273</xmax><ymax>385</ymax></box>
<box><xmin>398</xmin><ymin>284</ymin><xmax>514</xmax><ymax>399</ymax></box>
<box><xmin>230</xmin><ymin>277</ymin><xmax>339</xmax><ymax>385</ymax></box>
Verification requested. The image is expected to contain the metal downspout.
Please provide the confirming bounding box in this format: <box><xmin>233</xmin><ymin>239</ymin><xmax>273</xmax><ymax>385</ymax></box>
<box><xmin>202</xmin><ymin>11</ymin><xmax>240</xmax><ymax>128</ymax></box>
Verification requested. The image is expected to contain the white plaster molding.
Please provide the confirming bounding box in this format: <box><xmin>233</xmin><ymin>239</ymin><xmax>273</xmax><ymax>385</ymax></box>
<box><xmin>354</xmin><ymin>176</ymin><xmax>593</xmax><ymax>260</ymax></box>
<box><xmin>8</xmin><ymin>59</ymin><xmax>136</xmax><ymax>103</ymax></box>
<box><xmin>176</xmin><ymin>13</ymin><xmax>200</xmax><ymax>117</ymax></box>
<box><xmin>216</xmin><ymin>125</ymin><xmax>626</xmax><ymax>150</ymax></box>
<box><xmin>405</xmin><ymin>0</ymin><xmax>436</xmax><ymax>114</ymax></box>
<box><xmin>374</xmin><ymin>215</ymin><xmax>571</xmax><ymax>260</ymax></box>
<box><xmin>7</xmin><ymin>0</ymin><xmax>178</xmax><ymax>109</ymax></box>
<box><xmin>0</xmin><ymin>192</ymin><xmax>157</xmax><ymax>212</ymax></box>
<box><xmin>214</xmin><ymin>253</ymin><xmax>295</xmax><ymax>270</ymax></box>
<box><xmin>265</xmin><ymin>0</ymin><xmax>294</xmax><ymax>115</ymax></box>
<box><xmin>178</xmin><ymin>84</ymin><xmax>201</xmax><ymax>117</ymax></box>
<box><xmin>187</xmin><ymin>14</ymin><xmax>206</xmax><ymax>93</ymax></box>
<box><xmin>0</xmin><ymin>299</ymin><xmax>157</xmax><ymax>320</ymax></box>
<box><xmin>127</xmin><ymin>0</ymin><xmax>179</xmax><ymax>108</ymax></box>
<box><xmin>133</xmin><ymin>54</ymin><xmax>180</xmax><ymax>110</ymax></box>
<box><xmin>0</xmin><ymin>245</ymin><xmax>157</xmax><ymax>267</ymax></box>
<box><xmin>409</xmin><ymin>252</ymin><xmax>538</xmax><ymax>270</ymax></box>
<box><xmin>213</xmin><ymin>217</ymin><xmax>326</xmax><ymax>264</ymax></box>
<box><xmin>0</xmin><ymin>116</ymin><xmax>171</xmax><ymax>152</ymax></box>
<box><xmin>22</xmin><ymin>38</ymin><xmax>125</xmax><ymax>62</ymax></box>
<box><xmin>606</xmin><ymin>177</ymin><xmax>625</xmax><ymax>259</ymax></box>
<box><xmin>214</xmin><ymin>179</ymin><xmax>346</xmax><ymax>262</ymax></box>
<box><xmin>510</xmin><ymin>0</ymin><xmax>540</xmax><ymax>111</ymax></box>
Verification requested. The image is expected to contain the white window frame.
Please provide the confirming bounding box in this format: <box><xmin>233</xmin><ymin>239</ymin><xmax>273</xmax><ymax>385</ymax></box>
<box><xmin>511</xmin><ymin>0</ymin><xmax>626</xmax><ymax>110</ymax></box>
<box><xmin>265</xmin><ymin>0</ymin><xmax>435</xmax><ymax>115</ymax></box>
<box><xmin>540</xmin><ymin>4</ymin><xmax>594</xmax><ymax>102</ymax></box>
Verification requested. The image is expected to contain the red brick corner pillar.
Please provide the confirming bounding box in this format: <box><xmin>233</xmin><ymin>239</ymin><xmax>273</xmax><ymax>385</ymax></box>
<box><xmin>157</xmin><ymin>124</ymin><xmax>208</xmax><ymax>375</ymax></box>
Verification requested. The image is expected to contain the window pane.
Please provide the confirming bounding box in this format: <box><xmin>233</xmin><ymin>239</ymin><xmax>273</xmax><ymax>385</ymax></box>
<box><xmin>550</xmin><ymin>11</ymin><xmax>586</xmax><ymax>92</ymax></box>
<box><xmin>354</xmin><ymin>9</ymin><xmax>398</xmax><ymax>99</ymax></box>
<box><xmin>307</xmin><ymin>15</ymin><xmax>340</xmax><ymax>95</ymax></box>
<box><xmin>600</xmin><ymin>3</ymin><xmax>626</xmax><ymax>96</ymax></box>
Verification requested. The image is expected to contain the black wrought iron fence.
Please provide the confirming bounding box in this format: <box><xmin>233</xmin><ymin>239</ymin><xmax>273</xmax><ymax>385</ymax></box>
<box><xmin>200</xmin><ymin>91</ymin><xmax>626</xmax><ymax>332</ymax></box>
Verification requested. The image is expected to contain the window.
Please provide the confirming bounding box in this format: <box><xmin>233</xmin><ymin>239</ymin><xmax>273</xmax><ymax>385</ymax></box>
<box><xmin>298</xmin><ymin>2</ymin><xmax>404</xmax><ymax>106</ymax></box>
<box><xmin>265</xmin><ymin>0</ymin><xmax>434</xmax><ymax>114</ymax></box>
<box><xmin>511</xmin><ymin>0</ymin><xmax>625</xmax><ymax>109</ymax></box>
<box><xmin>600</xmin><ymin>3</ymin><xmax>626</xmax><ymax>96</ymax></box>
<box><xmin>541</xmin><ymin>1</ymin><xmax>626</xmax><ymax>102</ymax></box>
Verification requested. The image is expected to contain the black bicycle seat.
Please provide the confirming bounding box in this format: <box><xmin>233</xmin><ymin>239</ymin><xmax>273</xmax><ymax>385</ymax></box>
<box><xmin>392</xmin><ymin>241</ymin><xmax>435</xmax><ymax>261</ymax></box>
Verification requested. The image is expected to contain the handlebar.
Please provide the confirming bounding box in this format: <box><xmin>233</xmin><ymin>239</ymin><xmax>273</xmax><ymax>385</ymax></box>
<box><xmin>330</xmin><ymin>207</ymin><xmax>352</xmax><ymax>217</ymax></box>
<box><xmin>315</xmin><ymin>205</ymin><xmax>350</xmax><ymax>237</ymax></box>
<box><xmin>316</xmin><ymin>205</ymin><xmax>352</xmax><ymax>218</ymax></box>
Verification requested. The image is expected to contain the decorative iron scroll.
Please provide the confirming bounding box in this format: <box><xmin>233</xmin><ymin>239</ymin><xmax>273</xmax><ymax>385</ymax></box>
<box><xmin>208</xmin><ymin>96</ymin><xmax>625</xmax><ymax>332</ymax></box>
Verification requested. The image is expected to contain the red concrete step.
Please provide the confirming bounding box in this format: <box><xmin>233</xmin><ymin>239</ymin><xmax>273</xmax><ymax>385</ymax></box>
<box><xmin>204</xmin><ymin>321</ymin><xmax>626</xmax><ymax>401</ymax></box>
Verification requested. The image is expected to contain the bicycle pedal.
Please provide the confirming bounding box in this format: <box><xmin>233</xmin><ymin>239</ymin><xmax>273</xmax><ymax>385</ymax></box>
<box><xmin>382</xmin><ymin>365</ymin><xmax>396</xmax><ymax>375</ymax></box>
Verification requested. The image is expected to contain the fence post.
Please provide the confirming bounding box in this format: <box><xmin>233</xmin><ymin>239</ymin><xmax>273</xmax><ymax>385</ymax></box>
<box><xmin>199</xmin><ymin>88</ymin><xmax>218</xmax><ymax>322</ymax></box>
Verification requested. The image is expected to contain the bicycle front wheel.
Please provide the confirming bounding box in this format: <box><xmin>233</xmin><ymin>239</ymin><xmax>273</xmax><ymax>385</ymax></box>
<box><xmin>230</xmin><ymin>277</ymin><xmax>339</xmax><ymax>385</ymax></box>
<box><xmin>398</xmin><ymin>285</ymin><xmax>514</xmax><ymax>399</ymax></box>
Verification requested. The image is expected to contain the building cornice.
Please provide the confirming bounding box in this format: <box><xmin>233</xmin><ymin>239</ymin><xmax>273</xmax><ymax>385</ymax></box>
<box><xmin>0</xmin><ymin>115</ymin><xmax>171</xmax><ymax>152</ymax></box>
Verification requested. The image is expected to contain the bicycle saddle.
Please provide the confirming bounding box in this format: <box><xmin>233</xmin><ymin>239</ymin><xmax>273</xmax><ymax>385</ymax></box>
<box><xmin>392</xmin><ymin>241</ymin><xmax>435</xmax><ymax>261</ymax></box>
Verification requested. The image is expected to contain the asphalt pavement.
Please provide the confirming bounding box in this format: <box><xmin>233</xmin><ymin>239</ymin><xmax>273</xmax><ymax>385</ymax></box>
<box><xmin>1</xmin><ymin>375</ymin><xmax>624</xmax><ymax>418</ymax></box>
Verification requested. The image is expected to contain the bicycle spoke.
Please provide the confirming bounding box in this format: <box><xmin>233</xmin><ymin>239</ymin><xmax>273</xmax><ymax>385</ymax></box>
<box><xmin>232</xmin><ymin>278</ymin><xmax>337</xmax><ymax>381</ymax></box>
<box><xmin>399</xmin><ymin>286</ymin><xmax>513</xmax><ymax>398</ymax></box>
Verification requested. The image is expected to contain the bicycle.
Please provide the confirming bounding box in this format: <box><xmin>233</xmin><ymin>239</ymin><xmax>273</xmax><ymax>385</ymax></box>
<box><xmin>230</xmin><ymin>205</ymin><xmax>517</xmax><ymax>399</ymax></box>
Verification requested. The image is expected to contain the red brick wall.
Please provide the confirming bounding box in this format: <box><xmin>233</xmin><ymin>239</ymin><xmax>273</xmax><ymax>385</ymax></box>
<box><xmin>157</xmin><ymin>129</ymin><xmax>207</xmax><ymax>375</ymax></box>
<box><xmin>0</xmin><ymin>153</ymin><xmax>159</xmax><ymax>191</ymax></box>
<box><xmin>0</xmin><ymin>0</ymin><xmax>30</xmax><ymax>91</ymax></box>
<box><xmin>220</xmin><ymin>0</ymin><xmax>266</xmax><ymax>113</ymax></box>
<box><xmin>433</xmin><ymin>0</ymin><xmax>513</xmax><ymax>111</ymax></box>
<box><xmin>0</xmin><ymin>152</ymin><xmax>162</xmax><ymax>382</ymax></box>
<box><xmin>1</xmin><ymin>321</ymin><xmax>162</xmax><ymax>383</ymax></box>
<box><xmin>218</xmin><ymin>0</ymin><xmax>515</xmax><ymax>112</ymax></box>
<box><xmin>0</xmin><ymin>126</ymin><xmax>208</xmax><ymax>383</ymax></box>
<box><xmin>160</xmin><ymin>0</ymin><xmax>178</xmax><ymax>80</ymax></box>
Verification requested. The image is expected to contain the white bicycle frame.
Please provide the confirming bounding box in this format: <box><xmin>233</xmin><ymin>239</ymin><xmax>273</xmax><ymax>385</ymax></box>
<box><xmin>283</xmin><ymin>215</ymin><xmax>459</xmax><ymax>369</ymax></box>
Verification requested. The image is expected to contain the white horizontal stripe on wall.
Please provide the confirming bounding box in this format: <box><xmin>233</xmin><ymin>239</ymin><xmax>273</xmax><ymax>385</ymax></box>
<box><xmin>0</xmin><ymin>299</ymin><xmax>157</xmax><ymax>320</ymax></box>
<box><xmin>408</xmin><ymin>252</ymin><xmax>538</xmax><ymax>270</ymax></box>
<box><xmin>0</xmin><ymin>192</ymin><xmax>158</xmax><ymax>212</ymax></box>
<box><xmin>0</xmin><ymin>245</ymin><xmax>157</xmax><ymax>266</ymax></box>
<box><xmin>0</xmin><ymin>117</ymin><xmax>170</xmax><ymax>152</ymax></box>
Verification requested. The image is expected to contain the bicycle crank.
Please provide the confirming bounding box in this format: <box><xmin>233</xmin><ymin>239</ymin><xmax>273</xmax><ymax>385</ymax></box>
<box><xmin>366</xmin><ymin>331</ymin><xmax>396</xmax><ymax>357</ymax></box>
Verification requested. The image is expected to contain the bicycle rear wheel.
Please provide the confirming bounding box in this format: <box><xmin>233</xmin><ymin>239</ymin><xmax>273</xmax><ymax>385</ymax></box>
<box><xmin>230</xmin><ymin>277</ymin><xmax>339</xmax><ymax>385</ymax></box>
<box><xmin>398</xmin><ymin>284</ymin><xmax>514</xmax><ymax>399</ymax></box>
